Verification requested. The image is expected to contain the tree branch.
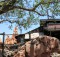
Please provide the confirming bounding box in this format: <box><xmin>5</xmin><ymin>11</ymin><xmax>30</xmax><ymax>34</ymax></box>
<box><xmin>0</xmin><ymin>0</ymin><xmax>17</xmax><ymax>14</ymax></box>
<box><xmin>0</xmin><ymin>0</ymin><xmax>59</xmax><ymax>15</ymax></box>
<box><xmin>0</xmin><ymin>19</ymin><xmax>25</xmax><ymax>25</ymax></box>
<box><xmin>0</xmin><ymin>19</ymin><xmax>16</xmax><ymax>23</ymax></box>
<box><xmin>13</xmin><ymin>6</ymin><xmax>34</xmax><ymax>11</ymax></box>
<box><xmin>34</xmin><ymin>11</ymin><xmax>45</xmax><ymax>16</ymax></box>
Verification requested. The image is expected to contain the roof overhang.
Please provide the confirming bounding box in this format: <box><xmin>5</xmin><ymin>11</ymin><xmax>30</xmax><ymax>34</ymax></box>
<box><xmin>44</xmin><ymin>23</ymin><xmax>60</xmax><ymax>31</ymax></box>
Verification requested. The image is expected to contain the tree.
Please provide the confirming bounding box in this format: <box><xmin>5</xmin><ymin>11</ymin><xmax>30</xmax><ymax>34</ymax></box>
<box><xmin>0</xmin><ymin>0</ymin><xmax>60</xmax><ymax>30</ymax></box>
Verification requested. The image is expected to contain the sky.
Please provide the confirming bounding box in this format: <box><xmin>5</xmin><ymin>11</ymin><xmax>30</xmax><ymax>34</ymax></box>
<box><xmin>0</xmin><ymin>0</ymin><xmax>60</xmax><ymax>41</ymax></box>
<box><xmin>0</xmin><ymin>16</ymin><xmax>48</xmax><ymax>41</ymax></box>
<box><xmin>0</xmin><ymin>16</ymin><xmax>60</xmax><ymax>41</ymax></box>
<box><xmin>0</xmin><ymin>21</ymin><xmax>39</xmax><ymax>41</ymax></box>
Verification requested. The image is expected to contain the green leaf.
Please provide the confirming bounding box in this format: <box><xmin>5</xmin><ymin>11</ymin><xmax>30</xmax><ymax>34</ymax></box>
<box><xmin>35</xmin><ymin>0</ymin><xmax>39</xmax><ymax>4</ymax></box>
<box><xmin>41</xmin><ymin>0</ymin><xmax>44</xmax><ymax>3</ymax></box>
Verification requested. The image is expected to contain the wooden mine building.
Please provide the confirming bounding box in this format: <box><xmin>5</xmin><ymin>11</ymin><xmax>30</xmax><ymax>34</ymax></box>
<box><xmin>40</xmin><ymin>19</ymin><xmax>60</xmax><ymax>40</ymax></box>
<box><xmin>15</xmin><ymin>27</ymin><xmax>40</xmax><ymax>43</ymax></box>
<box><xmin>15</xmin><ymin>19</ymin><xmax>60</xmax><ymax>43</ymax></box>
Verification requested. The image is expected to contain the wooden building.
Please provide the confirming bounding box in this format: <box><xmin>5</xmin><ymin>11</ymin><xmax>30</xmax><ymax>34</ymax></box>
<box><xmin>15</xmin><ymin>19</ymin><xmax>60</xmax><ymax>43</ymax></box>
<box><xmin>15</xmin><ymin>34</ymin><xmax>25</xmax><ymax>44</ymax></box>
<box><xmin>40</xmin><ymin>19</ymin><xmax>60</xmax><ymax>40</ymax></box>
<box><xmin>15</xmin><ymin>27</ymin><xmax>41</xmax><ymax>43</ymax></box>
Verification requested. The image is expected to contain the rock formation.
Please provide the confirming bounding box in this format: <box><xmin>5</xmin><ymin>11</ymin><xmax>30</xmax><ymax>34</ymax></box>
<box><xmin>10</xmin><ymin>34</ymin><xmax>17</xmax><ymax>44</ymax></box>
<box><xmin>13</xmin><ymin>26</ymin><xmax>18</xmax><ymax>36</ymax></box>
<box><xmin>5</xmin><ymin>35</ymin><xmax>11</xmax><ymax>44</ymax></box>
<box><xmin>0</xmin><ymin>38</ymin><xmax>2</xmax><ymax>44</ymax></box>
<box><xmin>4</xmin><ymin>36</ymin><xmax>60</xmax><ymax>57</ymax></box>
<box><xmin>5</xmin><ymin>26</ymin><xmax>18</xmax><ymax>44</ymax></box>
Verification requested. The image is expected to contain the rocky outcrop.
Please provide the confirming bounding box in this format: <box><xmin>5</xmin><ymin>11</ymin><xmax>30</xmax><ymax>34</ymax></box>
<box><xmin>3</xmin><ymin>36</ymin><xmax>60</xmax><ymax>57</ymax></box>
<box><xmin>25</xmin><ymin>36</ymin><xmax>60</xmax><ymax>57</ymax></box>
<box><xmin>5</xmin><ymin>27</ymin><xmax>18</xmax><ymax>44</ymax></box>
<box><xmin>5</xmin><ymin>35</ymin><xmax>11</xmax><ymax>44</ymax></box>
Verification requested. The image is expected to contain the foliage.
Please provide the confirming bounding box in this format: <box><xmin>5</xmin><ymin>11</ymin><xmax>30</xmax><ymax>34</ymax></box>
<box><xmin>0</xmin><ymin>0</ymin><xmax>60</xmax><ymax>31</ymax></box>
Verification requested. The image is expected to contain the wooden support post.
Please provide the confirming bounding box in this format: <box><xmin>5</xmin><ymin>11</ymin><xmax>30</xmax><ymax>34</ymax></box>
<box><xmin>50</xmin><ymin>31</ymin><xmax>51</xmax><ymax>36</ymax></box>
<box><xmin>30</xmin><ymin>40</ymin><xmax>34</xmax><ymax>57</ymax></box>
<box><xmin>2</xmin><ymin>32</ymin><xmax>5</xmax><ymax>57</ymax></box>
<box><xmin>29</xmin><ymin>32</ymin><xmax>31</xmax><ymax>40</ymax></box>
